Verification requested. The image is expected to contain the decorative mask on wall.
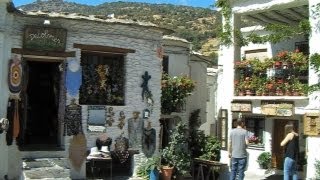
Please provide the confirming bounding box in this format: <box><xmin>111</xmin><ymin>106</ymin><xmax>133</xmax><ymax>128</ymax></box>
<box><xmin>106</xmin><ymin>107</ymin><xmax>115</xmax><ymax>127</ymax></box>
<box><xmin>117</xmin><ymin>111</ymin><xmax>126</xmax><ymax>129</ymax></box>
<box><xmin>0</xmin><ymin>118</ymin><xmax>9</xmax><ymax>134</ymax></box>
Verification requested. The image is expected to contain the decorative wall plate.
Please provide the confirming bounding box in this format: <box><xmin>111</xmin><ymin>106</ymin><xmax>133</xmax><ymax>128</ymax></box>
<box><xmin>8</xmin><ymin>55</ymin><xmax>23</xmax><ymax>93</ymax></box>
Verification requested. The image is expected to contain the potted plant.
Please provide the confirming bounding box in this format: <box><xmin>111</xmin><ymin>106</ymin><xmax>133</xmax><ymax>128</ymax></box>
<box><xmin>161</xmin><ymin>74</ymin><xmax>195</xmax><ymax>114</ymax></box>
<box><xmin>161</xmin><ymin>122</ymin><xmax>191</xmax><ymax>180</ymax></box>
<box><xmin>257</xmin><ymin>152</ymin><xmax>271</xmax><ymax>169</ymax></box>
<box><xmin>137</xmin><ymin>155</ymin><xmax>161</xmax><ymax>180</ymax></box>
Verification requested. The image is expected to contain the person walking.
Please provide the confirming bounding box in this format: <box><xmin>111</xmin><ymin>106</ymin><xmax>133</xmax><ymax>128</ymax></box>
<box><xmin>229</xmin><ymin>118</ymin><xmax>249</xmax><ymax>180</ymax></box>
<box><xmin>281</xmin><ymin>122</ymin><xmax>299</xmax><ymax>180</ymax></box>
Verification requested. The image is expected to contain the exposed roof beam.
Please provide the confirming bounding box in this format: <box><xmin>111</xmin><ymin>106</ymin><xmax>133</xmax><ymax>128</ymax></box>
<box><xmin>232</xmin><ymin>0</ymin><xmax>308</xmax><ymax>15</ymax></box>
<box><xmin>284</xmin><ymin>8</ymin><xmax>307</xmax><ymax>20</ymax></box>
<box><xmin>255</xmin><ymin>13</ymin><xmax>288</xmax><ymax>25</ymax></box>
<box><xmin>244</xmin><ymin>15</ymin><xmax>268</xmax><ymax>25</ymax></box>
<box><xmin>270</xmin><ymin>10</ymin><xmax>299</xmax><ymax>24</ymax></box>
<box><xmin>288</xmin><ymin>7</ymin><xmax>308</xmax><ymax>19</ymax></box>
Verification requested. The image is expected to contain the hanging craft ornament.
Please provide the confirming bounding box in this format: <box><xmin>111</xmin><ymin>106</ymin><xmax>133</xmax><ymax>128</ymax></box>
<box><xmin>8</xmin><ymin>55</ymin><xmax>23</xmax><ymax>93</ymax></box>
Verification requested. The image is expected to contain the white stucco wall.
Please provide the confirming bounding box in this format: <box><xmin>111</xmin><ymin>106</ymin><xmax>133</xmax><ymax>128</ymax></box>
<box><xmin>189</xmin><ymin>61</ymin><xmax>208</xmax><ymax>130</ymax></box>
<box><xmin>306</xmin><ymin>0</ymin><xmax>320</xmax><ymax>179</ymax></box>
<box><xmin>218</xmin><ymin>0</ymin><xmax>317</xmax><ymax>178</ymax></box>
<box><xmin>206</xmin><ymin>68</ymin><xmax>219</xmax><ymax>136</ymax></box>
<box><xmin>0</xmin><ymin>1</ymin><xmax>13</xmax><ymax>179</ymax></box>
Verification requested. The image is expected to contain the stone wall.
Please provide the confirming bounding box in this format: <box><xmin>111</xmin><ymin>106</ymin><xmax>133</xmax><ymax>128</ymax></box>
<box><xmin>5</xmin><ymin>12</ymin><xmax>164</xmax><ymax>179</ymax></box>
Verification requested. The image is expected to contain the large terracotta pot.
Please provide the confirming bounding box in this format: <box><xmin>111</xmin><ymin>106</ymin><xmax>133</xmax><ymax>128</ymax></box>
<box><xmin>161</xmin><ymin>166</ymin><xmax>174</xmax><ymax>180</ymax></box>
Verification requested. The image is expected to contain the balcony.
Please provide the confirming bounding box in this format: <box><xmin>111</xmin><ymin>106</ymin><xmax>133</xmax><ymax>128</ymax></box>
<box><xmin>234</xmin><ymin>50</ymin><xmax>309</xmax><ymax>98</ymax></box>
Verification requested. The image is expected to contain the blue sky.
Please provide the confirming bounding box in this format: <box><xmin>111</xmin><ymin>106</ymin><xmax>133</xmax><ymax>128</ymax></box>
<box><xmin>13</xmin><ymin>0</ymin><xmax>215</xmax><ymax>8</ymax></box>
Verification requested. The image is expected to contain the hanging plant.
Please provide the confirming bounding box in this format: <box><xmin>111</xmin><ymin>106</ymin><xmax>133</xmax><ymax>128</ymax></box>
<box><xmin>161</xmin><ymin>74</ymin><xmax>195</xmax><ymax>114</ymax></box>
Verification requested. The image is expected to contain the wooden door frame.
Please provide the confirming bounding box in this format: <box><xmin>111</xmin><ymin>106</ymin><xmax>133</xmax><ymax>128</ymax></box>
<box><xmin>21</xmin><ymin>58</ymin><xmax>64</xmax><ymax>148</ymax></box>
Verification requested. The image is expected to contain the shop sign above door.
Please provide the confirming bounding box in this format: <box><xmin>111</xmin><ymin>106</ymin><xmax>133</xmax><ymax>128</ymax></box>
<box><xmin>23</xmin><ymin>26</ymin><xmax>67</xmax><ymax>52</ymax></box>
<box><xmin>303</xmin><ymin>113</ymin><xmax>320</xmax><ymax>136</ymax></box>
<box><xmin>231</xmin><ymin>101</ymin><xmax>252</xmax><ymax>112</ymax></box>
<box><xmin>261</xmin><ymin>101</ymin><xmax>293</xmax><ymax>116</ymax></box>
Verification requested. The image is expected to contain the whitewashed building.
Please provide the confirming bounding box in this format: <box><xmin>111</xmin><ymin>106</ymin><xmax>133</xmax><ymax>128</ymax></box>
<box><xmin>161</xmin><ymin>35</ymin><xmax>211</xmax><ymax>138</ymax></box>
<box><xmin>217</xmin><ymin>0</ymin><xmax>320</xmax><ymax>179</ymax></box>
<box><xmin>0</xmin><ymin>0</ymin><xmax>172</xmax><ymax>179</ymax></box>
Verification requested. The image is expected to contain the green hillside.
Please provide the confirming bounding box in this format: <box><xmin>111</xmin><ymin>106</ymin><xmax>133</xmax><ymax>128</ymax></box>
<box><xmin>18</xmin><ymin>0</ymin><xmax>221</xmax><ymax>56</ymax></box>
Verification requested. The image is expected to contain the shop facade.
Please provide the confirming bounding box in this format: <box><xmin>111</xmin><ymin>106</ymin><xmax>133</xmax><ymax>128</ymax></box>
<box><xmin>0</xmin><ymin>1</ymin><xmax>171</xmax><ymax>179</ymax></box>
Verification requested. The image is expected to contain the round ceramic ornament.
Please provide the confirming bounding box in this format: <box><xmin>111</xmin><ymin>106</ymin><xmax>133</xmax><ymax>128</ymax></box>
<box><xmin>8</xmin><ymin>55</ymin><xmax>23</xmax><ymax>93</ymax></box>
<box><xmin>68</xmin><ymin>59</ymin><xmax>80</xmax><ymax>72</ymax></box>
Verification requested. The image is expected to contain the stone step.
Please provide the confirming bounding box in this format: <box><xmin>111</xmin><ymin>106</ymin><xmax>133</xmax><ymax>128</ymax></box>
<box><xmin>22</xmin><ymin>158</ymin><xmax>71</xmax><ymax>180</ymax></box>
<box><xmin>21</xmin><ymin>150</ymin><xmax>67</xmax><ymax>159</ymax></box>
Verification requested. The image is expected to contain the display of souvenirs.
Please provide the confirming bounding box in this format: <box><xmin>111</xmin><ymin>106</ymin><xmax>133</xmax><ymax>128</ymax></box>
<box><xmin>8</xmin><ymin>55</ymin><xmax>23</xmax><ymax>93</ymax></box>
<box><xmin>114</xmin><ymin>134</ymin><xmax>129</xmax><ymax>163</ymax></box>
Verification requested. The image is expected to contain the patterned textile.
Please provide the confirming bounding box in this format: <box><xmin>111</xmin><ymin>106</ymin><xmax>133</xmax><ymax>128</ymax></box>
<box><xmin>58</xmin><ymin>62</ymin><xmax>66</xmax><ymax>131</ymax></box>
<box><xmin>142</xmin><ymin>128</ymin><xmax>156</xmax><ymax>158</ymax></box>
<box><xmin>127</xmin><ymin>114</ymin><xmax>144</xmax><ymax>150</ymax></box>
<box><xmin>64</xmin><ymin>102</ymin><xmax>83</xmax><ymax>136</ymax></box>
<box><xmin>6</xmin><ymin>98</ymin><xmax>22</xmax><ymax>145</ymax></box>
<box><xmin>114</xmin><ymin>135</ymin><xmax>129</xmax><ymax>163</ymax></box>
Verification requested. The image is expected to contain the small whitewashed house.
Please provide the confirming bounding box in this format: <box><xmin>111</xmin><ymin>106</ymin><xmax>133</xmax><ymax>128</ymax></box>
<box><xmin>161</xmin><ymin>35</ymin><xmax>212</xmax><ymax>144</ymax></box>
<box><xmin>0</xmin><ymin>0</ymin><xmax>172</xmax><ymax>179</ymax></box>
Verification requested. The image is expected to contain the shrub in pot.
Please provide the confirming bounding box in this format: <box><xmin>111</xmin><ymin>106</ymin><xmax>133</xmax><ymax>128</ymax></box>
<box><xmin>257</xmin><ymin>152</ymin><xmax>271</xmax><ymax>169</ymax></box>
<box><xmin>161</xmin><ymin>122</ymin><xmax>191</xmax><ymax>179</ymax></box>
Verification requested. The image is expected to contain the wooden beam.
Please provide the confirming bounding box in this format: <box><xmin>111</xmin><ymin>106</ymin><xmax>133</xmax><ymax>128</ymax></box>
<box><xmin>255</xmin><ymin>13</ymin><xmax>288</xmax><ymax>25</ymax></box>
<box><xmin>287</xmin><ymin>8</ymin><xmax>308</xmax><ymax>19</ymax></box>
<box><xmin>269</xmin><ymin>10</ymin><xmax>298</xmax><ymax>25</ymax></box>
<box><xmin>244</xmin><ymin>15</ymin><xmax>268</xmax><ymax>25</ymax></box>
<box><xmin>11</xmin><ymin>48</ymin><xmax>76</xmax><ymax>57</ymax></box>
<box><xmin>73</xmin><ymin>43</ymin><xmax>135</xmax><ymax>54</ymax></box>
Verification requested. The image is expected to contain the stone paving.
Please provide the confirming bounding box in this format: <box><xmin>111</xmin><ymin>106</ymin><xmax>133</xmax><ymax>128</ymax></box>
<box><xmin>22</xmin><ymin>158</ymin><xmax>71</xmax><ymax>180</ymax></box>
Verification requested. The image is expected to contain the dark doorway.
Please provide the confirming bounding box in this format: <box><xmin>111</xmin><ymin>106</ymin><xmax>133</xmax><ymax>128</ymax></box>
<box><xmin>24</xmin><ymin>61</ymin><xmax>60</xmax><ymax>146</ymax></box>
<box><xmin>272</xmin><ymin>119</ymin><xmax>299</xmax><ymax>169</ymax></box>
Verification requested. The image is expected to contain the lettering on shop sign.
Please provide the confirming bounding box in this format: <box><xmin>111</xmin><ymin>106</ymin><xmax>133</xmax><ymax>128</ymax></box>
<box><xmin>23</xmin><ymin>26</ymin><xmax>67</xmax><ymax>52</ymax></box>
<box><xmin>231</xmin><ymin>101</ymin><xmax>252</xmax><ymax>112</ymax></box>
<box><xmin>261</xmin><ymin>101</ymin><xmax>293</xmax><ymax>116</ymax></box>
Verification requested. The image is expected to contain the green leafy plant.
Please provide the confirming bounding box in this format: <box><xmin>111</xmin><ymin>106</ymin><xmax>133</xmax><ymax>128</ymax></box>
<box><xmin>137</xmin><ymin>155</ymin><xmax>161</xmax><ymax>180</ymax></box>
<box><xmin>310</xmin><ymin>53</ymin><xmax>320</xmax><ymax>73</ymax></box>
<box><xmin>199</xmin><ymin>136</ymin><xmax>221</xmax><ymax>161</ymax></box>
<box><xmin>161</xmin><ymin>122</ymin><xmax>191</xmax><ymax>175</ymax></box>
<box><xmin>315</xmin><ymin>159</ymin><xmax>320</xmax><ymax>179</ymax></box>
<box><xmin>161</xmin><ymin>74</ymin><xmax>195</xmax><ymax>114</ymax></box>
<box><xmin>257</xmin><ymin>152</ymin><xmax>271</xmax><ymax>169</ymax></box>
<box><xmin>188</xmin><ymin>109</ymin><xmax>207</xmax><ymax>159</ymax></box>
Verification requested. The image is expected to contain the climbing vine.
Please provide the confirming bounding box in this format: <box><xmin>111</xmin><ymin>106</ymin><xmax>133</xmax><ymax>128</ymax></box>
<box><xmin>215</xmin><ymin>1</ymin><xmax>320</xmax><ymax>93</ymax></box>
<box><xmin>216</xmin><ymin>0</ymin><xmax>232</xmax><ymax>46</ymax></box>
<box><xmin>215</xmin><ymin>0</ymin><xmax>314</xmax><ymax>46</ymax></box>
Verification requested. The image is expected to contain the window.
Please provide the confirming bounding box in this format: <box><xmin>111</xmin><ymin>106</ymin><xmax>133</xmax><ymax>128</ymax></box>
<box><xmin>244</xmin><ymin>116</ymin><xmax>265</xmax><ymax>146</ymax></box>
<box><xmin>162</xmin><ymin>56</ymin><xmax>169</xmax><ymax>74</ymax></box>
<box><xmin>79</xmin><ymin>52</ymin><xmax>125</xmax><ymax>105</ymax></box>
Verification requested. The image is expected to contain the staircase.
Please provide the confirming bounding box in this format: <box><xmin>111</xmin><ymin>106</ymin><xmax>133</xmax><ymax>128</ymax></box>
<box><xmin>21</xmin><ymin>150</ymin><xmax>71</xmax><ymax>180</ymax></box>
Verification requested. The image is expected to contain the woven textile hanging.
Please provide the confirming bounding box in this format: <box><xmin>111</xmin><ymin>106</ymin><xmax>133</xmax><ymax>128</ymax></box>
<box><xmin>64</xmin><ymin>101</ymin><xmax>83</xmax><ymax>136</ymax></box>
